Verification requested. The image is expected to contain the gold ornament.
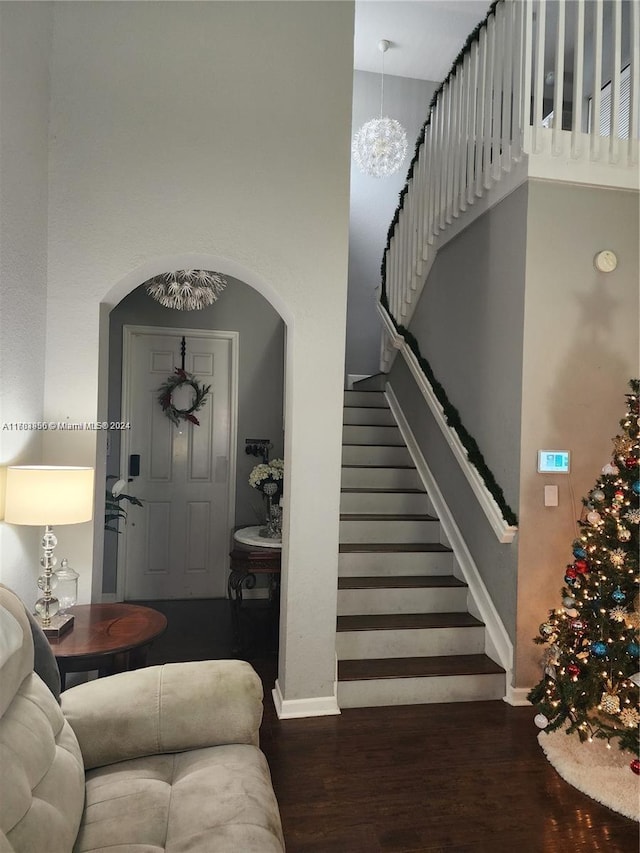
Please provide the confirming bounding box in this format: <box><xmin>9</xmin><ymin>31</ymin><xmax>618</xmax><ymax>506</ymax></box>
<box><xmin>619</xmin><ymin>707</ymin><xmax>640</xmax><ymax>728</ymax></box>
<box><xmin>600</xmin><ymin>692</ymin><xmax>621</xmax><ymax>715</ymax></box>
<box><xmin>613</xmin><ymin>435</ymin><xmax>634</xmax><ymax>457</ymax></box>
<box><xmin>609</xmin><ymin>606</ymin><xmax>627</xmax><ymax>622</ymax></box>
<box><xmin>609</xmin><ymin>549</ymin><xmax>626</xmax><ymax>567</ymax></box>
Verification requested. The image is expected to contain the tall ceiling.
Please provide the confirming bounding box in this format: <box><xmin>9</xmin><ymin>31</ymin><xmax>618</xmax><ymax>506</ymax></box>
<box><xmin>354</xmin><ymin>0</ymin><xmax>493</xmax><ymax>82</ymax></box>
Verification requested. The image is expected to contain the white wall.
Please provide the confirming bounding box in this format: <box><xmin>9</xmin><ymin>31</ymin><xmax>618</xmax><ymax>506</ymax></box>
<box><xmin>516</xmin><ymin>180</ymin><xmax>640</xmax><ymax>687</ymax></box>
<box><xmin>0</xmin><ymin>2</ymin><xmax>53</xmax><ymax>605</ymax></box>
<box><xmin>347</xmin><ymin>70</ymin><xmax>437</xmax><ymax>377</ymax></box>
<box><xmin>37</xmin><ymin>0</ymin><xmax>354</xmax><ymax>709</ymax></box>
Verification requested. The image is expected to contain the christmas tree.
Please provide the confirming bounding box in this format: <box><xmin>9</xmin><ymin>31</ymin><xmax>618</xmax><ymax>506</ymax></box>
<box><xmin>528</xmin><ymin>379</ymin><xmax>640</xmax><ymax>774</ymax></box>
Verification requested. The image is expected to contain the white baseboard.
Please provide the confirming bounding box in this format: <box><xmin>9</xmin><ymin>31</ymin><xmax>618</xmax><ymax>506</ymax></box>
<box><xmin>385</xmin><ymin>382</ymin><xmax>514</xmax><ymax>680</ymax></box>
<box><xmin>272</xmin><ymin>678</ymin><xmax>341</xmax><ymax>719</ymax></box>
<box><xmin>504</xmin><ymin>685</ymin><xmax>532</xmax><ymax>706</ymax></box>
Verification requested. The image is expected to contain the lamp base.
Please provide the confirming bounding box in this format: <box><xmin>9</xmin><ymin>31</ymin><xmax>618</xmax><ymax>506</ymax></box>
<box><xmin>40</xmin><ymin>612</ymin><xmax>74</xmax><ymax>639</ymax></box>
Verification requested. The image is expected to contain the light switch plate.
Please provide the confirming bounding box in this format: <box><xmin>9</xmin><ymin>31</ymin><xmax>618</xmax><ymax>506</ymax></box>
<box><xmin>544</xmin><ymin>485</ymin><xmax>559</xmax><ymax>507</ymax></box>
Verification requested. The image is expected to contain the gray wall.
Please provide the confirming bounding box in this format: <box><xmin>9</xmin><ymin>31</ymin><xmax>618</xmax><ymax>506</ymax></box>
<box><xmin>516</xmin><ymin>180</ymin><xmax>639</xmax><ymax>686</ymax></box>
<box><xmin>347</xmin><ymin>70</ymin><xmax>437</xmax><ymax>378</ymax></box>
<box><xmin>104</xmin><ymin>277</ymin><xmax>285</xmax><ymax>594</ymax></box>
<box><xmin>388</xmin><ymin>186</ymin><xmax>529</xmax><ymax>642</ymax></box>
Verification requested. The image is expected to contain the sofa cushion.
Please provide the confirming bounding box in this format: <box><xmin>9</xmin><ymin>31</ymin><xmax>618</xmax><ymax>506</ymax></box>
<box><xmin>76</xmin><ymin>744</ymin><xmax>285</xmax><ymax>853</ymax></box>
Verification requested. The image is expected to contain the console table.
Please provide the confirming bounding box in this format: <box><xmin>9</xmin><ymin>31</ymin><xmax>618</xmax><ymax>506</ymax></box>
<box><xmin>48</xmin><ymin>603</ymin><xmax>167</xmax><ymax>689</ymax></box>
<box><xmin>228</xmin><ymin>527</ymin><xmax>281</xmax><ymax>656</ymax></box>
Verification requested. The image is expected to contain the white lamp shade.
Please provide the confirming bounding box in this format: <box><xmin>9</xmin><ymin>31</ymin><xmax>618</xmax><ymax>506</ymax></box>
<box><xmin>4</xmin><ymin>466</ymin><xmax>94</xmax><ymax>526</ymax></box>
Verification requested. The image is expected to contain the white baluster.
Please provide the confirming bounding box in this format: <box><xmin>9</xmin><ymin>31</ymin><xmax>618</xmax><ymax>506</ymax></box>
<box><xmin>521</xmin><ymin>0</ymin><xmax>534</xmax><ymax>155</ymax></box>
<box><xmin>468</xmin><ymin>39</ymin><xmax>480</xmax><ymax>203</ymax></box>
<box><xmin>501</xmin><ymin>0</ymin><xmax>514</xmax><ymax>171</ymax></box>
<box><xmin>475</xmin><ymin>26</ymin><xmax>488</xmax><ymax>197</ymax></box>
<box><xmin>440</xmin><ymin>81</ymin><xmax>451</xmax><ymax>228</ymax></box>
<box><xmin>435</xmin><ymin>93</ymin><xmax>445</xmax><ymax>232</ymax></box>
<box><xmin>532</xmin><ymin>0</ymin><xmax>546</xmax><ymax>154</ymax></box>
<box><xmin>571</xmin><ymin>0</ymin><xmax>585</xmax><ymax>158</ymax></box>
<box><xmin>590</xmin><ymin>0</ymin><xmax>603</xmax><ymax>161</ymax></box>
<box><xmin>483</xmin><ymin>12</ymin><xmax>495</xmax><ymax>187</ymax></box>
<box><xmin>415</xmin><ymin>143</ymin><xmax>426</xmax><ymax>275</ymax></box>
<box><xmin>451</xmin><ymin>67</ymin><xmax>460</xmax><ymax>219</ymax></box>
<box><xmin>609</xmin><ymin>0</ymin><xmax>622</xmax><ymax>164</ymax></box>
<box><xmin>552</xmin><ymin>0</ymin><xmax>566</xmax><ymax>155</ymax></box>
<box><xmin>426</xmin><ymin>118</ymin><xmax>437</xmax><ymax>245</ymax></box>
<box><xmin>491</xmin><ymin>2</ymin><xmax>503</xmax><ymax>180</ymax></box>
<box><xmin>631</xmin><ymin>0</ymin><xmax>639</xmax><ymax>163</ymax></box>
<box><xmin>460</xmin><ymin>51</ymin><xmax>471</xmax><ymax>211</ymax></box>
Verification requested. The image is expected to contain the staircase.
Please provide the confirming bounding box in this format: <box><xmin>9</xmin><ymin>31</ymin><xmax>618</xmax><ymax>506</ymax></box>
<box><xmin>337</xmin><ymin>384</ymin><xmax>505</xmax><ymax>708</ymax></box>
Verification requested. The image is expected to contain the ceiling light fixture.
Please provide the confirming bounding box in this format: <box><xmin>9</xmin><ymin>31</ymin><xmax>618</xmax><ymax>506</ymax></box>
<box><xmin>352</xmin><ymin>39</ymin><xmax>408</xmax><ymax>178</ymax></box>
<box><xmin>145</xmin><ymin>269</ymin><xmax>227</xmax><ymax>311</ymax></box>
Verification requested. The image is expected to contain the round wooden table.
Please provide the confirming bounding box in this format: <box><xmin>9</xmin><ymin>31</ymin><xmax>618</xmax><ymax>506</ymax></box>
<box><xmin>49</xmin><ymin>603</ymin><xmax>167</xmax><ymax>689</ymax></box>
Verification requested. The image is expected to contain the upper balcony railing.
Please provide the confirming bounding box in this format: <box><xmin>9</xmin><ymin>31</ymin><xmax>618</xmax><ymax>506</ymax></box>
<box><xmin>381</xmin><ymin>0</ymin><xmax>639</xmax><ymax>337</ymax></box>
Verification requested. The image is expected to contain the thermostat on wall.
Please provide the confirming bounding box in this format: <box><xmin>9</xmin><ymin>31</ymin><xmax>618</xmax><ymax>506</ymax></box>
<box><xmin>538</xmin><ymin>450</ymin><xmax>570</xmax><ymax>474</ymax></box>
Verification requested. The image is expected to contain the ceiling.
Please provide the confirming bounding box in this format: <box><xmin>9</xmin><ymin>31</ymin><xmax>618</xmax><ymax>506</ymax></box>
<box><xmin>354</xmin><ymin>0</ymin><xmax>493</xmax><ymax>82</ymax></box>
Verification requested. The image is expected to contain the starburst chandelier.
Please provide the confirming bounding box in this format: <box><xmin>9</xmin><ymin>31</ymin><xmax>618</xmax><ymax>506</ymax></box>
<box><xmin>352</xmin><ymin>39</ymin><xmax>408</xmax><ymax>178</ymax></box>
<box><xmin>145</xmin><ymin>269</ymin><xmax>227</xmax><ymax>311</ymax></box>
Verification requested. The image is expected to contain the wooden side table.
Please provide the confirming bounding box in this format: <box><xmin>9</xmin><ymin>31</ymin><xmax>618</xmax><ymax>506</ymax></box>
<box><xmin>228</xmin><ymin>527</ymin><xmax>281</xmax><ymax>656</ymax></box>
<box><xmin>49</xmin><ymin>603</ymin><xmax>167</xmax><ymax>689</ymax></box>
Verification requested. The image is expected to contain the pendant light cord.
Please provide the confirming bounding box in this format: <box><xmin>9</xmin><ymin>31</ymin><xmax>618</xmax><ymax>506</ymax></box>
<box><xmin>380</xmin><ymin>48</ymin><xmax>385</xmax><ymax>119</ymax></box>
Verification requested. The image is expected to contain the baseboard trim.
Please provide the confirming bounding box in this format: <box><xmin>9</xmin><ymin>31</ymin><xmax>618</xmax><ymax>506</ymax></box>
<box><xmin>385</xmin><ymin>382</ymin><xmax>514</xmax><ymax>682</ymax></box>
<box><xmin>504</xmin><ymin>685</ymin><xmax>532</xmax><ymax>706</ymax></box>
<box><xmin>346</xmin><ymin>374</ymin><xmax>372</xmax><ymax>390</ymax></box>
<box><xmin>272</xmin><ymin>679</ymin><xmax>341</xmax><ymax>719</ymax></box>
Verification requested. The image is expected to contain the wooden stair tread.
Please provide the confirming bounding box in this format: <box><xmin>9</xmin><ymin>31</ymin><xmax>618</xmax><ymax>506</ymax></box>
<box><xmin>338</xmin><ymin>575</ymin><xmax>466</xmax><ymax>589</ymax></box>
<box><xmin>340</xmin><ymin>488</ymin><xmax>426</xmax><ymax>494</ymax></box>
<box><xmin>337</xmin><ymin>612</ymin><xmax>484</xmax><ymax>631</ymax></box>
<box><xmin>338</xmin><ymin>655</ymin><xmax>505</xmax><ymax>681</ymax></box>
<box><xmin>341</xmin><ymin>464</ymin><xmax>417</xmax><ymax>470</ymax></box>
<box><xmin>339</xmin><ymin>543</ymin><xmax>452</xmax><ymax>553</ymax></box>
<box><xmin>340</xmin><ymin>513</ymin><xmax>437</xmax><ymax>521</ymax></box>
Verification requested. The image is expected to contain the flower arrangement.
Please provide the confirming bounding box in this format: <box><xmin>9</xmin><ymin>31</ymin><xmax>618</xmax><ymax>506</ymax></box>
<box><xmin>249</xmin><ymin>459</ymin><xmax>284</xmax><ymax>497</ymax></box>
<box><xmin>249</xmin><ymin>459</ymin><xmax>284</xmax><ymax>539</ymax></box>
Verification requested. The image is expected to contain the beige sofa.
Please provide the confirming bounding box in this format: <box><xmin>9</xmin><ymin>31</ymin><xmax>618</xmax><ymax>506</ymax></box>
<box><xmin>0</xmin><ymin>585</ymin><xmax>285</xmax><ymax>852</ymax></box>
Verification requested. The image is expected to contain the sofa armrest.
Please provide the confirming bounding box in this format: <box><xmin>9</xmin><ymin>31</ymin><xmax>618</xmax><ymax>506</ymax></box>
<box><xmin>61</xmin><ymin>659</ymin><xmax>263</xmax><ymax>770</ymax></box>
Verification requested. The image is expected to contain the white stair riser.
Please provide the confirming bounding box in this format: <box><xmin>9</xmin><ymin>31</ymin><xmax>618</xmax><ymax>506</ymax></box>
<box><xmin>342</xmin><ymin>445</ymin><xmax>413</xmax><ymax>466</ymax></box>
<box><xmin>343</xmin><ymin>391</ymin><xmax>387</xmax><ymax>408</ymax></box>
<box><xmin>340</xmin><ymin>518</ymin><xmax>440</xmax><ymax>544</ymax></box>
<box><xmin>340</xmin><ymin>491</ymin><xmax>430</xmax><ymax>515</ymax></box>
<box><xmin>343</xmin><ymin>407</ymin><xmax>395</xmax><ymax>426</ymax></box>
<box><xmin>341</xmin><ymin>467</ymin><xmax>420</xmax><ymax>490</ymax></box>
<box><xmin>336</xmin><ymin>626</ymin><xmax>486</xmax><ymax>659</ymax></box>
<box><xmin>337</xmin><ymin>673</ymin><xmax>505</xmax><ymax>708</ymax></box>
<box><xmin>342</xmin><ymin>425</ymin><xmax>403</xmax><ymax>445</ymax></box>
<box><xmin>339</xmin><ymin>550</ymin><xmax>454</xmax><ymax>576</ymax></box>
<box><xmin>337</xmin><ymin>586</ymin><xmax>468</xmax><ymax>616</ymax></box>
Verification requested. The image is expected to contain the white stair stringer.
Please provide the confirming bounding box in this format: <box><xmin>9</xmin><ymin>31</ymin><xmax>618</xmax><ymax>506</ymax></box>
<box><xmin>336</xmin><ymin>387</ymin><xmax>507</xmax><ymax>708</ymax></box>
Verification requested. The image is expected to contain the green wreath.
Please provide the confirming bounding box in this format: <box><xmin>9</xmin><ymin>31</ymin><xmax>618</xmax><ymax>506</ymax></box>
<box><xmin>158</xmin><ymin>368</ymin><xmax>211</xmax><ymax>426</ymax></box>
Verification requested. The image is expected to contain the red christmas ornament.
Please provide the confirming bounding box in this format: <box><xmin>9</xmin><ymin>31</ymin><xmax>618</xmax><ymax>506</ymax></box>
<box><xmin>565</xmin><ymin>566</ymin><xmax>578</xmax><ymax>579</ymax></box>
<box><xmin>574</xmin><ymin>559</ymin><xmax>589</xmax><ymax>574</ymax></box>
<box><xmin>625</xmin><ymin>456</ymin><xmax>639</xmax><ymax>469</ymax></box>
<box><xmin>631</xmin><ymin>759</ymin><xmax>640</xmax><ymax>775</ymax></box>
<box><xmin>567</xmin><ymin>663</ymin><xmax>581</xmax><ymax>677</ymax></box>
<box><xmin>570</xmin><ymin>619</ymin><xmax>585</xmax><ymax>633</ymax></box>
<box><xmin>613</xmin><ymin>490</ymin><xmax>624</xmax><ymax>503</ymax></box>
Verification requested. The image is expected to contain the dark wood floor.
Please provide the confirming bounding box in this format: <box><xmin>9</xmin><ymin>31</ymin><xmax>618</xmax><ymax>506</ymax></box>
<box><xmin>141</xmin><ymin>599</ymin><xmax>638</xmax><ymax>853</ymax></box>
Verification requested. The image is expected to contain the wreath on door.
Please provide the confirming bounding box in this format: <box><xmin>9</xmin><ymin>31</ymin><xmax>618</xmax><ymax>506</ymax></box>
<box><xmin>158</xmin><ymin>368</ymin><xmax>211</xmax><ymax>426</ymax></box>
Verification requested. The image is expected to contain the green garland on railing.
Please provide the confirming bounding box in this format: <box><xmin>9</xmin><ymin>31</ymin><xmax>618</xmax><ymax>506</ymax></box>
<box><xmin>380</xmin><ymin>0</ymin><xmax>501</xmax><ymax>308</ymax></box>
<box><xmin>378</xmin><ymin>0</ymin><xmax>517</xmax><ymax>529</ymax></box>
<box><xmin>394</xmin><ymin>321</ymin><xmax>518</xmax><ymax>528</ymax></box>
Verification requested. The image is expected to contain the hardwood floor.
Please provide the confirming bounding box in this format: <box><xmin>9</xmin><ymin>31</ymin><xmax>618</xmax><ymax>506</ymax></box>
<box><xmin>142</xmin><ymin>599</ymin><xmax>638</xmax><ymax>852</ymax></box>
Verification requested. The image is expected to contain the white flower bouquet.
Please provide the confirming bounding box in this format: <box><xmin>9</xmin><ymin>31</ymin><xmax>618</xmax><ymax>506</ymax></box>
<box><xmin>249</xmin><ymin>458</ymin><xmax>284</xmax><ymax>497</ymax></box>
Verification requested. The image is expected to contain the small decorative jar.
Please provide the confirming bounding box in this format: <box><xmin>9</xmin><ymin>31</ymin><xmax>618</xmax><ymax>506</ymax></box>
<box><xmin>54</xmin><ymin>559</ymin><xmax>79</xmax><ymax>613</ymax></box>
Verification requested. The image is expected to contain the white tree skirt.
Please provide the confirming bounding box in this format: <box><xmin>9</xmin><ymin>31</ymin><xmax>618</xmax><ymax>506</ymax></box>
<box><xmin>538</xmin><ymin>728</ymin><xmax>639</xmax><ymax>821</ymax></box>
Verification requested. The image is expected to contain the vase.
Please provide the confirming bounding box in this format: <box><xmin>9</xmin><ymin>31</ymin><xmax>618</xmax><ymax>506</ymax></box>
<box><xmin>261</xmin><ymin>496</ymin><xmax>282</xmax><ymax>540</ymax></box>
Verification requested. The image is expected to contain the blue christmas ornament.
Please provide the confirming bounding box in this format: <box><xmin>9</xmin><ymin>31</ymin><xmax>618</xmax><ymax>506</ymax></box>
<box><xmin>633</xmin><ymin>481</ymin><xmax>640</xmax><ymax>495</ymax></box>
<box><xmin>564</xmin><ymin>575</ymin><xmax>577</xmax><ymax>587</ymax></box>
<box><xmin>591</xmin><ymin>641</ymin><xmax>607</xmax><ymax>657</ymax></box>
<box><xmin>573</xmin><ymin>547</ymin><xmax>587</xmax><ymax>559</ymax></box>
<box><xmin>612</xmin><ymin>587</ymin><xmax>626</xmax><ymax>603</ymax></box>
<box><xmin>627</xmin><ymin>643</ymin><xmax>640</xmax><ymax>658</ymax></box>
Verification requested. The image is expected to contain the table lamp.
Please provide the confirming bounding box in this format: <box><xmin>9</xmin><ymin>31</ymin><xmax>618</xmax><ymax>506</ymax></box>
<box><xmin>4</xmin><ymin>465</ymin><xmax>94</xmax><ymax>637</ymax></box>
